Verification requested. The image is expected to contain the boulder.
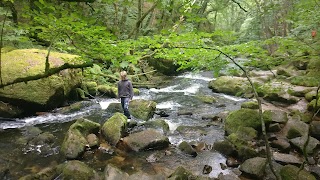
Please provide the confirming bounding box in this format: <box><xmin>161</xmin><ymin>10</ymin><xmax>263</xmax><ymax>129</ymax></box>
<box><xmin>143</xmin><ymin>119</ymin><xmax>170</xmax><ymax>134</ymax></box>
<box><xmin>282</xmin><ymin>117</ymin><xmax>309</xmax><ymax>139</ymax></box>
<box><xmin>227</xmin><ymin>133</ymin><xmax>258</xmax><ymax>160</ymax></box>
<box><xmin>101</xmin><ymin>112</ymin><xmax>127</xmax><ymax>145</ymax></box>
<box><xmin>195</xmin><ymin>95</ymin><xmax>217</xmax><ymax>104</ymax></box>
<box><xmin>273</xmin><ymin>152</ymin><xmax>302</xmax><ymax>165</ymax></box>
<box><xmin>307</xmin><ymin>98</ymin><xmax>320</xmax><ymax>112</ymax></box>
<box><xmin>57</xmin><ymin>160</ymin><xmax>100</xmax><ymax>180</ymax></box>
<box><xmin>208</xmin><ymin>76</ymin><xmax>251</xmax><ymax>97</ymax></box>
<box><xmin>280</xmin><ymin>164</ymin><xmax>316</xmax><ymax>180</ymax></box>
<box><xmin>289</xmin><ymin>136</ymin><xmax>319</xmax><ymax>154</ymax></box>
<box><xmin>178</xmin><ymin>141</ymin><xmax>197</xmax><ymax>157</ymax></box>
<box><xmin>104</xmin><ymin>164</ymin><xmax>129</xmax><ymax>180</ymax></box>
<box><xmin>263</xmin><ymin>109</ymin><xmax>288</xmax><ymax>124</ymax></box>
<box><xmin>225</xmin><ymin>109</ymin><xmax>261</xmax><ymax>135</ymax></box>
<box><xmin>0</xmin><ymin>101</ymin><xmax>23</xmax><ymax>118</ymax></box>
<box><xmin>239</xmin><ymin>157</ymin><xmax>267</xmax><ymax>178</ymax></box>
<box><xmin>97</xmin><ymin>85</ymin><xmax>117</xmax><ymax>98</ymax></box>
<box><xmin>122</xmin><ymin>129</ymin><xmax>170</xmax><ymax>152</ymax></box>
<box><xmin>129</xmin><ymin>99</ymin><xmax>157</xmax><ymax>121</ymax></box>
<box><xmin>310</xmin><ymin>121</ymin><xmax>320</xmax><ymax>140</ymax></box>
<box><xmin>213</xmin><ymin>140</ymin><xmax>237</xmax><ymax>157</ymax></box>
<box><xmin>0</xmin><ymin>49</ymin><xmax>84</xmax><ymax>116</ymax></box>
<box><xmin>270</xmin><ymin>137</ymin><xmax>291</xmax><ymax>152</ymax></box>
<box><xmin>61</xmin><ymin>118</ymin><xmax>100</xmax><ymax>159</ymax></box>
<box><xmin>241</xmin><ymin>101</ymin><xmax>259</xmax><ymax>109</ymax></box>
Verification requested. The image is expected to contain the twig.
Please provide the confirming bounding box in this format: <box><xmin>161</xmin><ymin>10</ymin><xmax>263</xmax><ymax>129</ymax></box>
<box><xmin>231</xmin><ymin>0</ymin><xmax>248</xmax><ymax>12</ymax></box>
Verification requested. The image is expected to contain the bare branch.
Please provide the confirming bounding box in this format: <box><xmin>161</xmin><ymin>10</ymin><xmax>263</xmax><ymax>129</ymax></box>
<box><xmin>231</xmin><ymin>0</ymin><xmax>248</xmax><ymax>12</ymax></box>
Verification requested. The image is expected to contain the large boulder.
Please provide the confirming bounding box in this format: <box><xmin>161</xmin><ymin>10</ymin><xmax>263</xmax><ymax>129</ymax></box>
<box><xmin>122</xmin><ymin>129</ymin><xmax>170</xmax><ymax>152</ymax></box>
<box><xmin>61</xmin><ymin>118</ymin><xmax>100</xmax><ymax>159</ymax></box>
<box><xmin>0</xmin><ymin>49</ymin><xmax>84</xmax><ymax>117</ymax></box>
<box><xmin>208</xmin><ymin>76</ymin><xmax>251</xmax><ymax>97</ymax></box>
<box><xmin>239</xmin><ymin>157</ymin><xmax>267</xmax><ymax>178</ymax></box>
<box><xmin>101</xmin><ymin>112</ymin><xmax>127</xmax><ymax>145</ymax></box>
<box><xmin>57</xmin><ymin>160</ymin><xmax>100</xmax><ymax>180</ymax></box>
<box><xmin>225</xmin><ymin>109</ymin><xmax>261</xmax><ymax>135</ymax></box>
<box><xmin>129</xmin><ymin>99</ymin><xmax>157</xmax><ymax>121</ymax></box>
<box><xmin>280</xmin><ymin>164</ymin><xmax>316</xmax><ymax>180</ymax></box>
<box><xmin>282</xmin><ymin>117</ymin><xmax>309</xmax><ymax>139</ymax></box>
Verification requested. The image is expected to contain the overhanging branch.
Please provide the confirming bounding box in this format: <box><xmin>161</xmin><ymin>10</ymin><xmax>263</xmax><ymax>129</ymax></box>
<box><xmin>0</xmin><ymin>62</ymin><xmax>93</xmax><ymax>88</ymax></box>
<box><xmin>231</xmin><ymin>0</ymin><xmax>248</xmax><ymax>12</ymax></box>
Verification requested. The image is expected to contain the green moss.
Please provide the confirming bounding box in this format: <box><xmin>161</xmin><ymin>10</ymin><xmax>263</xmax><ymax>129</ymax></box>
<box><xmin>291</xmin><ymin>76</ymin><xmax>319</xmax><ymax>87</ymax></box>
<box><xmin>280</xmin><ymin>165</ymin><xmax>316</xmax><ymax>180</ymax></box>
<box><xmin>225</xmin><ymin>109</ymin><xmax>261</xmax><ymax>135</ymax></box>
<box><xmin>208</xmin><ymin>76</ymin><xmax>251</xmax><ymax>97</ymax></box>
<box><xmin>307</xmin><ymin>99</ymin><xmax>320</xmax><ymax>112</ymax></box>
<box><xmin>101</xmin><ymin>112</ymin><xmax>127</xmax><ymax>145</ymax></box>
<box><xmin>196</xmin><ymin>95</ymin><xmax>217</xmax><ymax>104</ymax></box>
<box><xmin>97</xmin><ymin>85</ymin><xmax>117</xmax><ymax>98</ymax></box>
<box><xmin>129</xmin><ymin>99</ymin><xmax>157</xmax><ymax>121</ymax></box>
<box><xmin>241</xmin><ymin>101</ymin><xmax>259</xmax><ymax>109</ymax></box>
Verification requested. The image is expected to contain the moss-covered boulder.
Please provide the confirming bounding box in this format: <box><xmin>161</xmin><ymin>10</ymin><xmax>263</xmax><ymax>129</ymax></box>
<box><xmin>241</xmin><ymin>101</ymin><xmax>259</xmax><ymax>109</ymax></box>
<box><xmin>57</xmin><ymin>160</ymin><xmax>100</xmax><ymax>180</ymax></box>
<box><xmin>143</xmin><ymin>119</ymin><xmax>170</xmax><ymax>134</ymax></box>
<box><xmin>178</xmin><ymin>141</ymin><xmax>197</xmax><ymax>157</ymax></box>
<box><xmin>129</xmin><ymin>99</ymin><xmax>157</xmax><ymax>121</ymax></box>
<box><xmin>263</xmin><ymin>110</ymin><xmax>288</xmax><ymax>124</ymax></box>
<box><xmin>195</xmin><ymin>95</ymin><xmax>217</xmax><ymax>104</ymax></box>
<box><xmin>305</xmin><ymin>90</ymin><xmax>319</xmax><ymax>102</ymax></box>
<box><xmin>227</xmin><ymin>132</ymin><xmax>258</xmax><ymax>160</ymax></box>
<box><xmin>225</xmin><ymin>109</ymin><xmax>261</xmax><ymax>135</ymax></box>
<box><xmin>61</xmin><ymin>118</ymin><xmax>100</xmax><ymax>159</ymax></box>
<box><xmin>122</xmin><ymin>129</ymin><xmax>170</xmax><ymax>152</ymax></box>
<box><xmin>257</xmin><ymin>81</ymin><xmax>299</xmax><ymax>104</ymax></box>
<box><xmin>0</xmin><ymin>101</ymin><xmax>23</xmax><ymax>118</ymax></box>
<box><xmin>0</xmin><ymin>49</ymin><xmax>84</xmax><ymax>116</ymax></box>
<box><xmin>213</xmin><ymin>140</ymin><xmax>237</xmax><ymax>157</ymax></box>
<box><xmin>101</xmin><ymin>112</ymin><xmax>127</xmax><ymax>145</ymax></box>
<box><xmin>239</xmin><ymin>157</ymin><xmax>267</xmax><ymax>178</ymax></box>
<box><xmin>82</xmin><ymin>81</ymin><xmax>98</xmax><ymax>96</ymax></box>
<box><xmin>291</xmin><ymin>57</ymin><xmax>320</xmax><ymax>87</ymax></box>
<box><xmin>280</xmin><ymin>165</ymin><xmax>316</xmax><ymax>180</ymax></box>
<box><xmin>97</xmin><ymin>85</ymin><xmax>117</xmax><ymax>98</ymax></box>
<box><xmin>282</xmin><ymin>117</ymin><xmax>309</xmax><ymax>139</ymax></box>
<box><xmin>307</xmin><ymin>98</ymin><xmax>320</xmax><ymax>112</ymax></box>
<box><xmin>208</xmin><ymin>76</ymin><xmax>251</xmax><ymax>97</ymax></box>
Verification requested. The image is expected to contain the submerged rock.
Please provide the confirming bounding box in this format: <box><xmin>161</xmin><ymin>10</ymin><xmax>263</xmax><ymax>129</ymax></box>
<box><xmin>57</xmin><ymin>160</ymin><xmax>100</xmax><ymax>180</ymax></box>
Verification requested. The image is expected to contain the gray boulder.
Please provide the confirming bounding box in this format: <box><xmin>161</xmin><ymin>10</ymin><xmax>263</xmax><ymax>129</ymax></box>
<box><xmin>239</xmin><ymin>157</ymin><xmax>267</xmax><ymax>178</ymax></box>
<box><xmin>282</xmin><ymin>117</ymin><xmax>309</xmax><ymax>139</ymax></box>
<box><xmin>290</xmin><ymin>136</ymin><xmax>319</xmax><ymax>154</ymax></box>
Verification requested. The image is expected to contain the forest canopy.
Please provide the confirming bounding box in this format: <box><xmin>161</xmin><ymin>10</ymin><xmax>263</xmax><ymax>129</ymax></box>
<box><xmin>0</xmin><ymin>0</ymin><xmax>319</xmax><ymax>83</ymax></box>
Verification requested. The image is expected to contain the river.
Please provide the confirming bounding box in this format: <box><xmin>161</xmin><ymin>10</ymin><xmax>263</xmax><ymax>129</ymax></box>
<box><xmin>0</xmin><ymin>72</ymin><xmax>247</xmax><ymax>179</ymax></box>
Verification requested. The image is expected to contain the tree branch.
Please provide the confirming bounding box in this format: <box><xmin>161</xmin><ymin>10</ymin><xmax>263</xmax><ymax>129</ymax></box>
<box><xmin>231</xmin><ymin>0</ymin><xmax>248</xmax><ymax>12</ymax></box>
<box><xmin>0</xmin><ymin>62</ymin><xmax>93</xmax><ymax>88</ymax></box>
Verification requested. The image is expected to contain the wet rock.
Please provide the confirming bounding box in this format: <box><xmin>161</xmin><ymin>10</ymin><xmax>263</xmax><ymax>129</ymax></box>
<box><xmin>177</xmin><ymin>110</ymin><xmax>193</xmax><ymax>116</ymax></box>
<box><xmin>122</xmin><ymin>129</ymin><xmax>170</xmax><ymax>152</ymax></box>
<box><xmin>55</xmin><ymin>101</ymin><xmax>94</xmax><ymax>114</ymax></box>
<box><xmin>106</xmin><ymin>103</ymin><xmax>122</xmax><ymax>114</ymax></box>
<box><xmin>202</xmin><ymin>165</ymin><xmax>212</xmax><ymax>174</ymax></box>
<box><xmin>264</xmin><ymin>161</ymin><xmax>283</xmax><ymax>180</ymax></box>
<box><xmin>270</xmin><ymin>137</ymin><xmax>291</xmax><ymax>152</ymax></box>
<box><xmin>201</xmin><ymin>114</ymin><xmax>221</xmax><ymax>121</ymax></box>
<box><xmin>178</xmin><ymin>141</ymin><xmax>197</xmax><ymax>157</ymax></box>
<box><xmin>129</xmin><ymin>99</ymin><xmax>157</xmax><ymax>121</ymax></box>
<box><xmin>196</xmin><ymin>95</ymin><xmax>217</xmax><ymax>104</ymax></box>
<box><xmin>213</xmin><ymin>140</ymin><xmax>237</xmax><ymax>157</ymax></box>
<box><xmin>143</xmin><ymin>119</ymin><xmax>170</xmax><ymax>134</ymax></box>
<box><xmin>128</xmin><ymin>171</ymin><xmax>166</xmax><ymax>180</ymax></box>
<box><xmin>239</xmin><ymin>157</ymin><xmax>267</xmax><ymax>179</ymax></box>
<box><xmin>86</xmin><ymin>134</ymin><xmax>99</xmax><ymax>148</ymax></box>
<box><xmin>273</xmin><ymin>152</ymin><xmax>302</xmax><ymax>165</ymax></box>
<box><xmin>225</xmin><ymin>109</ymin><xmax>260</xmax><ymax>135</ymax></box>
<box><xmin>61</xmin><ymin>118</ymin><xmax>100</xmax><ymax>159</ymax></box>
<box><xmin>0</xmin><ymin>101</ymin><xmax>24</xmax><ymax>118</ymax></box>
<box><xmin>219</xmin><ymin>163</ymin><xmax>227</xmax><ymax>170</ymax></box>
<box><xmin>308</xmin><ymin>99</ymin><xmax>320</xmax><ymax>112</ymax></box>
<box><xmin>168</xmin><ymin>166</ymin><xmax>194</xmax><ymax>180</ymax></box>
<box><xmin>101</xmin><ymin>112</ymin><xmax>127</xmax><ymax>145</ymax></box>
<box><xmin>280</xmin><ymin>164</ymin><xmax>316</xmax><ymax>180</ymax></box>
<box><xmin>97</xmin><ymin>85</ymin><xmax>117</xmax><ymax>98</ymax></box>
<box><xmin>155</xmin><ymin>110</ymin><xmax>170</xmax><ymax>117</ymax></box>
<box><xmin>193</xmin><ymin>142</ymin><xmax>212</xmax><ymax>152</ymax></box>
<box><xmin>104</xmin><ymin>164</ymin><xmax>129</xmax><ymax>180</ymax></box>
<box><xmin>57</xmin><ymin>160</ymin><xmax>100</xmax><ymax>180</ymax></box>
<box><xmin>226</xmin><ymin>157</ymin><xmax>240</xmax><ymax>167</ymax></box>
<box><xmin>308</xmin><ymin>165</ymin><xmax>320</xmax><ymax>180</ymax></box>
<box><xmin>98</xmin><ymin>143</ymin><xmax>114</xmax><ymax>154</ymax></box>
<box><xmin>146</xmin><ymin>152</ymin><xmax>164</xmax><ymax>163</ymax></box>
<box><xmin>290</xmin><ymin>136</ymin><xmax>319</xmax><ymax>154</ymax></box>
<box><xmin>305</xmin><ymin>90</ymin><xmax>319</xmax><ymax>102</ymax></box>
<box><xmin>216</xmin><ymin>104</ymin><xmax>226</xmax><ymax>108</ymax></box>
<box><xmin>175</xmin><ymin>126</ymin><xmax>207</xmax><ymax>136</ymax></box>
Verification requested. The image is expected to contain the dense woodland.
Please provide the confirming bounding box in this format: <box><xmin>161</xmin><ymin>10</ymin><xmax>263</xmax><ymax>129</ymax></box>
<box><xmin>0</xmin><ymin>0</ymin><xmax>319</xmax><ymax>84</ymax></box>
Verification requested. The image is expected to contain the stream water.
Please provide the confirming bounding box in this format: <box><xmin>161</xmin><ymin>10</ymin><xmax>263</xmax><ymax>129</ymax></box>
<box><xmin>0</xmin><ymin>72</ymin><xmax>247</xmax><ymax>179</ymax></box>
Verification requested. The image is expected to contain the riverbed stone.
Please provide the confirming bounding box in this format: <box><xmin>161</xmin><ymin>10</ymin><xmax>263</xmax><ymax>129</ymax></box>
<box><xmin>97</xmin><ymin>85</ymin><xmax>117</xmax><ymax>98</ymax></box>
<box><xmin>129</xmin><ymin>99</ymin><xmax>157</xmax><ymax>121</ymax></box>
<box><xmin>57</xmin><ymin>160</ymin><xmax>100</xmax><ymax>180</ymax></box>
<box><xmin>213</xmin><ymin>140</ymin><xmax>237</xmax><ymax>157</ymax></box>
<box><xmin>86</xmin><ymin>134</ymin><xmax>99</xmax><ymax>148</ymax></box>
<box><xmin>143</xmin><ymin>119</ymin><xmax>170</xmax><ymax>134</ymax></box>
<box><xmin>305</xmin><ymin>90</ymin><xmax>319</xmax><ymax>102</ymax></box>
<box><xmin>0</xmin><ymin>101</ymin><xmax>24</xmax><ymax>118</ymax></box>
<box><xmin>239</xmin><ymin>157</ymin><xmax>267</xmax><ymax>178</ymax></box>
<box><xmin>282</xmin><ymin>117</ymin><xmax>309</xmax><ymax>139</ymax></box>
<box><xmin>167</xmin><ymin>166</ymin><xmax>195</xmax><ymax>180</ymax></box>
<box><xmin>122</xmin><ymin>129</ymin><xmax>170</xmax><ymax>152</ymax></box>
<box><xmin>208</xmin><ymin>76</ymin><xmax>251</xmax><ymax>97</ymax></box>
<box><xmin>104</xmin><ymin>164</ymin><xmax>129</xmax><ymax>180</ymax></box>
<box><xmin>273</xmin><ymin>152</ymin><xmax>302</xmax><ymax>165</ymax></box>
<box><xmin>196</xmin><ymin>95</ymin><xmax>217</xmax><ymax>104</ymax></box>
<box><xmin>61</xmin><ymin>118</ymin><xmax>100</xmax><ymax>159</ymax></box>
<box><xmin>307</xmin><ymin>99</ymin><xmax>320</xmax><ymax>112</ymax></box>
<box><xmin>310</xmin><ymin>121</ymin><xmax>320</xmax><ymax>140</ymax></box>
<box><xmin>241</xmin><ymin>101</ymin><xmax>259</xmax><ymax>109</ymax></box>
<box><xmin>225</xmin><ymin>108</ymin><xmax>261</xmax><ymax>135</ymax></box>
<box><xmin>263</xmin><ymin>109</ymin><xmax>288</xmax><ymax>124</ymax></box>
<box><xmin>289</xmin><ymin>136</ymin><xmax>319</xmax><ymax>154</ymax></box>
<box><xmin>280</xmin><ymin>164</ymin><xmax>316</xmax><ymax>180</ymax></box>
<box><xmin>101</xmin><ymin>112</ymin><xmax>127</xmax><ymax>145</ymax></box>
<box><xmin>270</xmin><ymin>137</ymin><xmax>291</xmax><ymax>152</ymax></box>
<box><xmin>0</xmin><ymin>49</ymin><xmax>84</xmax><ymax>116</ymax></box>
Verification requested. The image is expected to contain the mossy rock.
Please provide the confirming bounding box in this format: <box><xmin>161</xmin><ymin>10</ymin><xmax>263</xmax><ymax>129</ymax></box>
<box><xmin>213</xmin><ymin>140</ymin><xmax>237</xmax><ymax>156</ymax></box>
<box><xmin>0</xmin><ymin>49</ymin><xmax>83</xmax><ymax>114</ymax></box>
<box><xmin>225</xmin><ymin>109</ymin><xmax>261</xmax><ymax>135</ymax></box>
<box><xmin>263</xmin><ymin>110</ymin><xmax>288</xmax><ymax>124</ymax></box>
<box><xmin>227</xmin><ymin>133</ymin><xmax>258</xmax><ymax>160</ymax></box>
<box><xmin>83</xmin><ymin>81</ymin><xmax>98</xmax><ymax>96</ymax></box>
<box><xmin>101</xmin><ymin>112</ymin><xmax>127</xmax><ymax>145</ymax></box>
<box><xmin>0</xmin><ymin>101</ymin><xmax>24</xmax><ymax>118</ymax></box>
<box><xmin>307</xmin><ymin>99</ymin><xmax>320</xmax><ymax>112</ymax></box>
<box><xmin>97</xmin><ymin>85</ymin><xmax>117</xmax><ymax>98</ymax></box>
<box><xmin>208</xmin><ymin>76</ymin><xmax>251</xmax><ymax>97</ymax></box>
<box><xmin>178</xmin><ymin>141</ymin><xmax>197</xmax><ymax>157</ymax></box>
<box><xmin>280</xmin><ymin>165</ymin><xmax>316</xmax><ymax>180</ymax></box>
<box><xmin>241</xmin><ymin>101</ymin><xmax>259</xmax><ymax>109</ymax></box>
<box><xmin>57</xmin><ymin>160</ymin><xmax>100</xmax><ymax>180</ymax></box>
<box><xmin>129</xmin><ymin>99</ymin><xmax>157</xmax><ymax>121</ymax></box>
<box><xmin>305</xmin><ymin>90</ymin><xmax>319</xmax><ymax>102</ymax></box>
<box><xmin>168</xmin><ymin>166</ymin><xmax>195</xmax><ymax>180</ymax></box>
<box><xmin>291</xmin><ymin>76</ymin><xmax>319</xmax><ymax>87</ymax></box>
<box><xmin>196</xmin><ymin>95</ymin><xmax>217</xmax><ymax>104</ymax></box>
<box><xmin>257</xmin><ymin>82</ymin><xmax>299</xmax><ymax>104</ymax></box>
<box><xmin>143</xmin><ymin>119</ymin><xmax>170</xmax><ymax>133</ymax></box>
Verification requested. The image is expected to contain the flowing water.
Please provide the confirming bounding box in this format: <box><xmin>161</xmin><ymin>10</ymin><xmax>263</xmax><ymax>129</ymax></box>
<box><xmin>0</xmin><ymin>72</ymin><xmax>247</xmax><ymax>179</ymax></box>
